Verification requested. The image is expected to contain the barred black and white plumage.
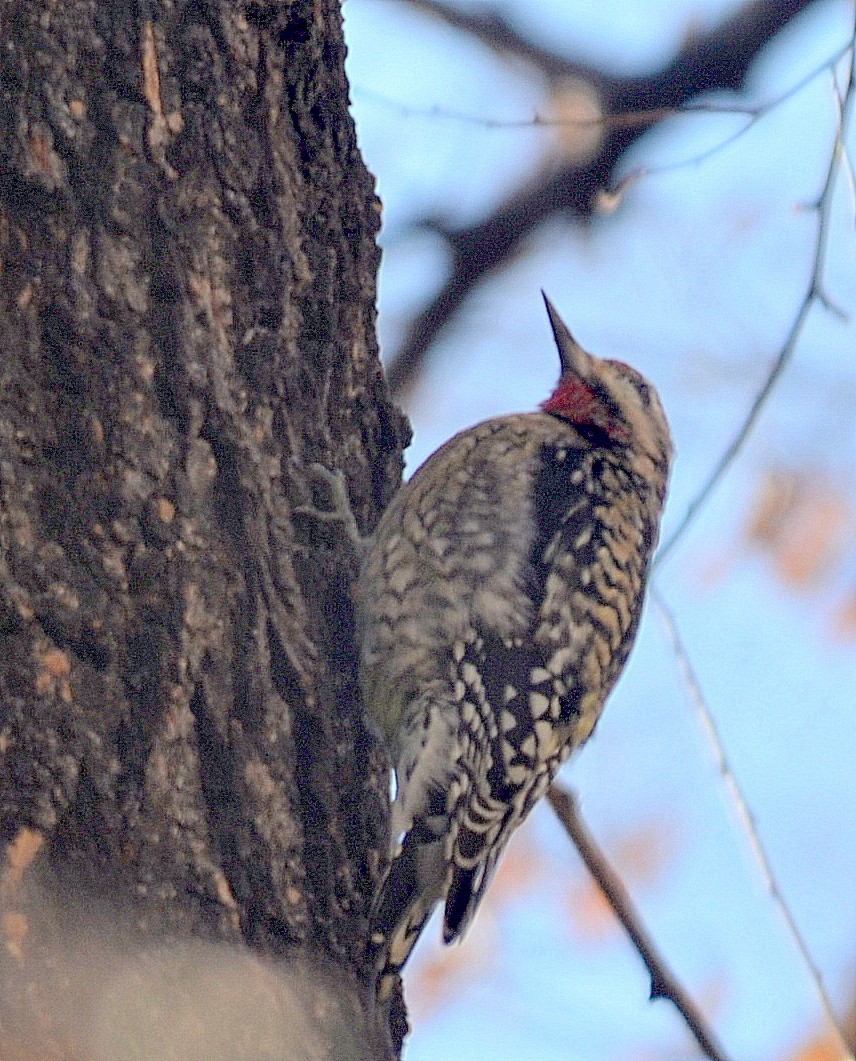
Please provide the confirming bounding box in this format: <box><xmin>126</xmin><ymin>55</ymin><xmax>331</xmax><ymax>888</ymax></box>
<box><xmin>359</xmin><ymin>294</ymin><xmax>672</xmax><ymax>1000</ymax></box>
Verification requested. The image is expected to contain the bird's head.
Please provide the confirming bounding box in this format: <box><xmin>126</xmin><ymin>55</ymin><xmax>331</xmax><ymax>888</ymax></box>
<box><xmin>539</xmin><ymin>293</ymin><xmax>673</xmax><ymax>478</ymax></box>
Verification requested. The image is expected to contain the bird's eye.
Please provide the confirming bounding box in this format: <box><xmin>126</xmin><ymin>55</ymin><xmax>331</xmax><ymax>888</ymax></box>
<box><xmin>637</xmin><ymin>381</ymin><xmax>651</xmax><ymax>405</ymax></box>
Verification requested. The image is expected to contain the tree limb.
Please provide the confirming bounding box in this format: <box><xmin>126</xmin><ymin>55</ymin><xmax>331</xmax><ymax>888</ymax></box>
<box><xmin>385</xmin><ymin>0</ymin><xmax>823</xmax><ymax>398</ymax></box>
<box><xmin>547</xmin><ymin>783</ymin><xmax>732</xmax><ymax>1061</ymax></box>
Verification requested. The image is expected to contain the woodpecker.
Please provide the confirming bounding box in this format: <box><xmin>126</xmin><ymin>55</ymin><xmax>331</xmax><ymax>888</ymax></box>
<box><xmin>358</xmin><ymin>294</ymin><xmax>672</xmax><ymax>998</ymax></box>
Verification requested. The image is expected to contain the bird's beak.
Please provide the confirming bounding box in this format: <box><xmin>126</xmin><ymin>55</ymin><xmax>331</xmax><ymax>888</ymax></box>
<box><xmin>541</xmin><ymin>291</ymin><xmax>593</xmax><ymax>380</ymax></box>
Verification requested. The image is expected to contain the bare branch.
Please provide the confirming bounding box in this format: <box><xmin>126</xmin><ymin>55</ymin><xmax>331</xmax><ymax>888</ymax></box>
<box><xmin>622</xmin><ymin>42</ymin><xmax>851</xmax><ymax>186</ymax></box>
<box><xmin>547</xmin><ymin>783</ymin><xmax>732</xmax><ymax>1061</ymax></box>
<box><xmin>397</xmin><ymin>0</ymin><xmax>818</xmax><ymax>101</ymax></box>
<box><xmin>653</xmin><ymin>590</ymin><xmax>856</xmax><ymax>1061</ymax></box>
<box><xmin>655</xmin><ymin>26</ymin><xmax>856</xmax><ymax>565</ymax></box>
<box><xmin>384</xmin><ymin>0</ymin><xmax>823</xmax><ymax>397</ymax></box>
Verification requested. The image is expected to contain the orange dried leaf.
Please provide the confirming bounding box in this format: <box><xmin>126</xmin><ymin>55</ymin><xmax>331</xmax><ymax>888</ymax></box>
<box><xmin>830</xmin><ymin>590</ymin><xmax>856</xmax><ymax>642</ymax></box>
<box><xmin>611</xmin><ymin>818</ymin><xmax>677</xmax><ymax>887</ymax></box>
<box><xmin>744</xmin><ymin>469</ymin><xmax>801</xmax><ymax>547</ymax></box>
<box><xmin>773</xmin><ymin>494</ymin><xmax>851</xmax><ymax>588</ymax></box>
<box><xmin>780</xmin><ymin>1033</ymin><xmax>849</xmax><ymax>1061</ymax></box>
<box><xmin>742</xmin><ymin>467</ymin><xmax>853</xmax><ymax>590</ymax></box>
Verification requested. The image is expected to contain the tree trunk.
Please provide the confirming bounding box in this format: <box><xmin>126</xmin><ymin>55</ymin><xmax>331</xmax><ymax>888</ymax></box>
<box><xmin>0</xmin><ymin>0</ymin><xmax>408</xmax><ymax>1056</ymax></box>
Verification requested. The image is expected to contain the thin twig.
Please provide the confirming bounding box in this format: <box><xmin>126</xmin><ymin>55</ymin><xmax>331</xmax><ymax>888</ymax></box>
<box><xmin>547</xmin><ymin>783</ymin><xmax>732</xmax><ymax>1061</ymax></box>
<box><xmin>354</xmin><ymin>88</ymin><xmax>757</xmax><ymax>131</ymax></box>
<box><xmin>355</xmin><ymin>41</ymin><xmax>848</xmax><ymax>136</ymax></box>
<box><xmin>655</xmin><ymin>29</ymin><xmax>856</xmax><ymax>566</ymax></box>
<box><xmin>620</xmin><ymin>41</ymin><xmax>851</xmax><ymax>186</ymax></box>
<box><xmin>653</xmin><ymin>589</ymin><xmax>856</xmax><ymax>1061</ymax></box>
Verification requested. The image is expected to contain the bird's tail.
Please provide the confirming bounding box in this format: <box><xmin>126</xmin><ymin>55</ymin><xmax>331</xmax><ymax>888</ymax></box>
<box><xmin>371</xmin><ymin>817</ymin><xmax>446</xmax><ymax>1002</ymax></box>
<box><xmin>441</xmin><ymin>787</ymin><xmax>511</xmax><ymax>942</ymax></box>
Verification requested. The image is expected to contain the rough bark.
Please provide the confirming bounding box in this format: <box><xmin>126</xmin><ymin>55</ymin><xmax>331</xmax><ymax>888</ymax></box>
<box><xmin>0</xmin><ymin>0</ymin><xmax>408</xmax><ymax>1056</ymax></box>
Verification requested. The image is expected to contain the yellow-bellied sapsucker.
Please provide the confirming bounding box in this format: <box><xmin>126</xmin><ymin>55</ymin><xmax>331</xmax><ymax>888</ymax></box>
<box><xmin>359</xmin><ymin>294</ymin><xmax>672</xmax><ymax>998</ymax></box>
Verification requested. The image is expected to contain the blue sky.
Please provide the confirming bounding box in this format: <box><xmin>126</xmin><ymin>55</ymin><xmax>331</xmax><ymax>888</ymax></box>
<box><xmin>345</xmin><ymin>1</ymin><xmax>856</xmax><ymax>1057</ymax></box>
